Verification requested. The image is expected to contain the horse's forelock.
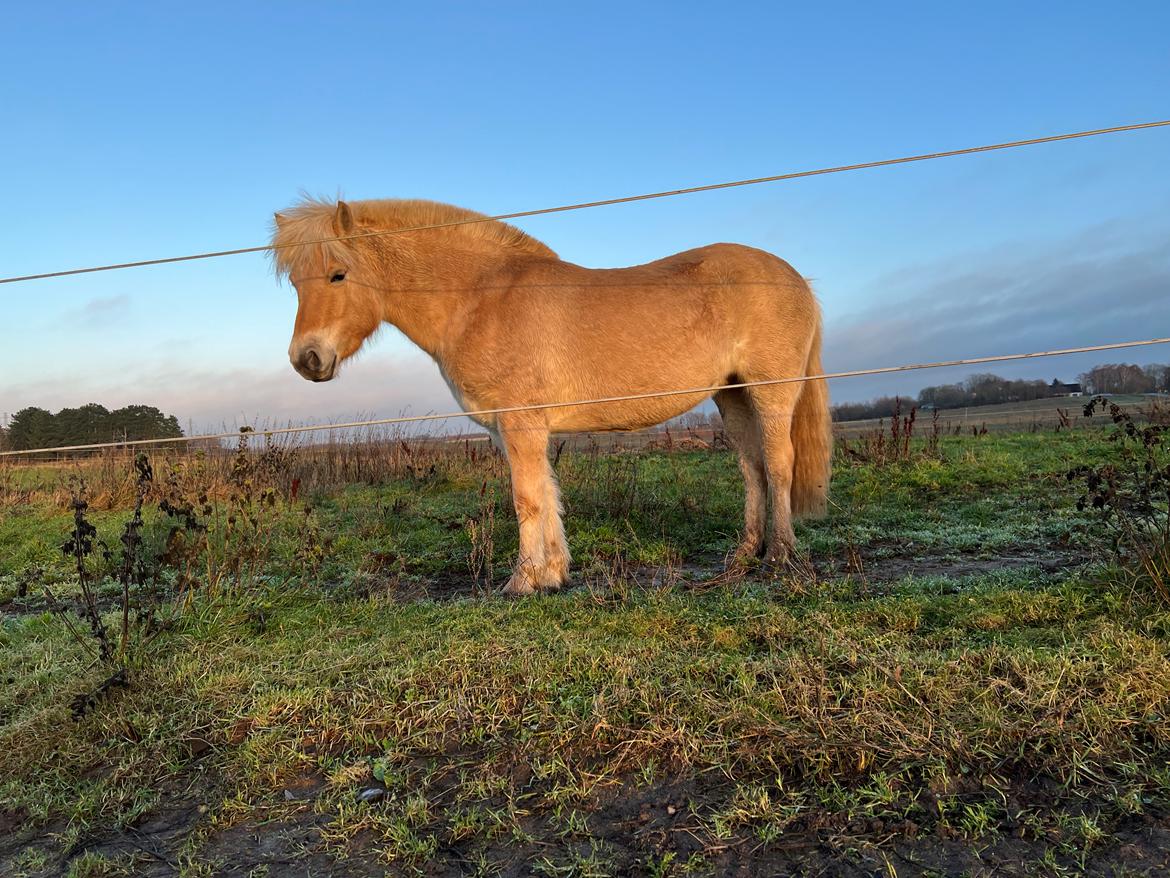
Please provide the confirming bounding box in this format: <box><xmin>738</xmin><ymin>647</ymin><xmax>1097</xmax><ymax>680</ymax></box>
<box><xmin>270</xmin><ymin>198</ymin><xmax>355</xmax><ymax>281</ymax></box>
<box><xmin>271</xmin><ymin>197</ymin><xmax>556</xmax><ymax>280</ymax></box>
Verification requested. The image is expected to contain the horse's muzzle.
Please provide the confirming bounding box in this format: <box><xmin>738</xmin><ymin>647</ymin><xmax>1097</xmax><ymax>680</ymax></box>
<box><xmin>291</xmin><ymin>343</ymin><xmax>337</xmax><ymax>382</ymax></box>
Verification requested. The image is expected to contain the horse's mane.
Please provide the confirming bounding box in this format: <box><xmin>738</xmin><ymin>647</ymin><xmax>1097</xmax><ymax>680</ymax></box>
<box><xmin>271</xmin><ymin>197</ymin><xmax>557</xmax><ymax>278</ymax></box>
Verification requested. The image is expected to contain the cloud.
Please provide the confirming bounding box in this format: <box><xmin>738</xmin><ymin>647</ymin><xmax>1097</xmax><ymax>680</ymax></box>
<box><xmin>64</xmin><ymin>294</ymin><xmax>132</xmax><ymax>327</ymax></box>
<box><xmin>822</xmin><ymin>227</ymin><xmax>1170</xmax><ymax>402</ymax></box>
<box><xmin>2</xmin><ymin>349</ymin><xmax>461</xmax><ymax>435</ymax></box>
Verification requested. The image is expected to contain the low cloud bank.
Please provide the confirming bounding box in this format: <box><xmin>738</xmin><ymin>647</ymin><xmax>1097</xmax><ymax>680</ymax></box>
<box><xmin>3</xmin><ymin>350</ymin><xmax>459</xmax><ymax>436</ymax></box>
<box><xmin>823</xmin><ymin>226</ymin><xmax>1170</xmax><ymax>402</ymax></box>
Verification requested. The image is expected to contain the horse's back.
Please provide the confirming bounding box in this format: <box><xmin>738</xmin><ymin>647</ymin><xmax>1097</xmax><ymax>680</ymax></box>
<box><xmin>600</xmin><ymin>242</ymin><xmax>817</xmax><ymax>334</ymax></box>
<box><xmin>525</xmin><ymin>242</ymin><xmax>811</xmax><ymax>313</ymax></box>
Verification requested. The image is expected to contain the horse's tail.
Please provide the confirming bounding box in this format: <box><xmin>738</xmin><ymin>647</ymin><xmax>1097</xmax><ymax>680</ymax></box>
<box><xmin>790</xmin><ymin>315</ymin><xmax>832</xmax><ymax>518</ymax></box>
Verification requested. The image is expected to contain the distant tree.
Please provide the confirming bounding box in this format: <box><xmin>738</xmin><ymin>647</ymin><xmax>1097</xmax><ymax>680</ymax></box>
<box><xmin>5</xmin><ymin>403</ymin><xmax>183</xmax><ymax>450</ymax></box>
<box><xmin>963</xmin><ymin>373</ymin><xmax>1005</xmax><ymax>406</ymax></box>
<box><xmin>7</xmin><ymin>407</ymin><xmax>57</xmax><ymax>450</ymax></box>
<box><xmin>961</xmin><ymin>374</ymin><xmax>1048</xmax><ymax>405</ymax></box>
<box><xmin>831</xmin><ymin>395</ymin><xmax>915</xmax><ymax>422</ymax></box>
<box><xmin>1143</xmin><ymin>364</ymin><xmax>1170</xmax><ymax>394</ymax></box>
<box><xmin>55</xmin><ymin>403</ymin><xmax>111</xmax><ymax>445</ymax></box>
<box><xmin>663</xmin><ymin>410</ymin><xmax>723</xmax><ymax>431</ymax></box>
<box><xmin>1080</xmin><ymin>363</ymin><xmax>1154</xmax><ymax>395</ymax></box>
<box><xmin>108</xmin><ymin>405</ymin><xmax>183</xmax><ymax>442</ymax></box>
<box><xmin>918</xmin><ymin>382</ymin><xmax>967</xmax><ymax>409</ymax></box>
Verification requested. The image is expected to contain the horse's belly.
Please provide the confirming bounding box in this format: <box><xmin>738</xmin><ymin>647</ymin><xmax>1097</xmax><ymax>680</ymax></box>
<box><xmin>548</xmin><ymin>388</ymin><xmax>713</xmax><ymax>433</ymax></box>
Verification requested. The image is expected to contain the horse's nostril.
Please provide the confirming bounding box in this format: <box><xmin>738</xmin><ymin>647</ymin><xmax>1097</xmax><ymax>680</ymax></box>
<box><xmin>304</xmin><ymin>348</ymin><xmax>322</xmax><ymax>373</ymax></box>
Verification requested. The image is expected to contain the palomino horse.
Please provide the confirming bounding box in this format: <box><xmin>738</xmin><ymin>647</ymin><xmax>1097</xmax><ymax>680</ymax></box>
<box><xmin>273</xmin><ymin>198</ymin><xmax>831</xmax><ymax>595</ymax></box>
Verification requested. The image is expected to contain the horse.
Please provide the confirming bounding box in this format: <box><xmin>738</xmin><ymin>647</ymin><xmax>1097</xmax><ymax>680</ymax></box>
<box><xmin>272</xmin><ymin>198</ymin><xmax>832</xmax><ymax>595</ymax></box>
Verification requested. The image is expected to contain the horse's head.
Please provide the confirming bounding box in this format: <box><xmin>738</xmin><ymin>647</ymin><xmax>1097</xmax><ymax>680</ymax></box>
<box><xmin>274</xmin><ymin>201</ymin><xmax>383</xmax><ymax>382</ymax></box>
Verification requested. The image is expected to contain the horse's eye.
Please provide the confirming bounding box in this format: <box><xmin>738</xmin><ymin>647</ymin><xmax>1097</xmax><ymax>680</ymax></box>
<box><xmin>330</xmin><ymin>271</ymin><xmax>346</xmax><ymax>284</ymax></box>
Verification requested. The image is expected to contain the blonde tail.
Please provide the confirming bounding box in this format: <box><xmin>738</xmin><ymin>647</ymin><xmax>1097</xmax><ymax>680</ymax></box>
<box><xmin>790</xmin><ymin>317</ymin><xmax>832</xmax><ymax>518</ymax></box>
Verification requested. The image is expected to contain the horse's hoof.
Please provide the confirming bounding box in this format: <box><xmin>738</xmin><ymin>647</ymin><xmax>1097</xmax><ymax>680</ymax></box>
<box><xmin>541</xmin><ymin>559</ymin><xmax>570</xmax><ymax>589</ymax></box>
<box><xmin>761</xmin><ymin>550</ymin><xmax>818</xmax><ymax>584</ymax></box>
<box><xmin>733</xmin><ymin>538</ymin><xmax>766</xmax><ymax>561</ymax></box>
<box><xmin>527</xmin><ymin>559</ymin><xmax>568</xmax><ymax>592</ymax></box>
<box><xmin>502</xmin><ymin>573</ymin><xmax>537</xmax><ymax>597</ymax></box>
<box><xmin>763</xmin><ymin>539</ymin><xmax>795</xmax><ymax>565</ymax></box>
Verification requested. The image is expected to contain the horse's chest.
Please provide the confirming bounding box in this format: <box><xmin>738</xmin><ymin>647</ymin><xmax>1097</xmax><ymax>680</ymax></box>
<box><xmin>440</xmin><ymin>368</ymin><xmax>493</xmax><ymax>428</ymax></box>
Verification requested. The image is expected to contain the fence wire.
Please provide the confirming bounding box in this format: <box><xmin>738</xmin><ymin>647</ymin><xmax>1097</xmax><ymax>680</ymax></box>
<box><xmin>4</xmin><ymin>335</ymin><xmax>1168</xmax><ymax>458</ymax></box>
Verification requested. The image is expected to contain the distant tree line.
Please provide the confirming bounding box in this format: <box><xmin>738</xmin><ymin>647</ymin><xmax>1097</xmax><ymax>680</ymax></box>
<box><xmin>1079</xmin><ymin>363</ymin><xmax>1170</xmax><ymax>395</ymax></box>
<box><xmin>832</xmin><ymin>362</ymin><xmax>1170</xmax><ymax>423</ymax></box>
<box><xmin>2</xmin><ymin>404</ymin><xmax>183</xmax><ymax>451</ymax></box>
<box><xmin>832</xmin><ymin>374</ymin><xmax>1049</xmax><ymax>422</ymax></box>
<box><xmin>830</xmin><ymin>396</ymin><xmax>919</xmax><ymax>423</ymax></box>
<box><xmin>663</xmin><ymin>411</ymin><xmax>723</xmax><ymax>431</ymax></box>
<box><xmin>917</xmin><ymin>374</ymin><xmax>1055</xmax><ymax>410</ymax></box>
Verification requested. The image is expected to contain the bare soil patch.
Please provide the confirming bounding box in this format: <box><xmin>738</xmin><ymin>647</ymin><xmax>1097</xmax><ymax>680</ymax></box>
<box><xmin>4</xmin><ymin>770</ymin><xmax>1169</xmax><ymax>877</ymax></box>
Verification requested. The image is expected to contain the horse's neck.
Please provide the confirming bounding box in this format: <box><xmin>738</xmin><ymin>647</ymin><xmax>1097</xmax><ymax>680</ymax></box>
<box><xmin>375</xmin><ymin>244</ymin><xmax>498</xmax><ymax>359</ymax></box>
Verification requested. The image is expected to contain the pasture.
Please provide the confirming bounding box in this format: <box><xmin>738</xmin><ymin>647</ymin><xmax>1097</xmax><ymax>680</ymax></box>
<box><xmin>2</xmin><ymin>416</ymin><xmax>1169</xmax><ymax>877</ymax></box>
<box><xmin>832</xmin><ymin>395</ymin><xmax>1156</xmax><ymax>440</ymax></box>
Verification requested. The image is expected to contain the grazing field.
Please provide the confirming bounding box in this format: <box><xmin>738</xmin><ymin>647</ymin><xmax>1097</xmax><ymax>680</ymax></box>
<box><xmin>2</xmin><ymin>417</ymin><xmax>1169</xmax><ymax>877</ymax></box>
<box><xmin>832</xmin><ymin>394</ymin><xmax>1158</xmax><ymax>439</ymax></box>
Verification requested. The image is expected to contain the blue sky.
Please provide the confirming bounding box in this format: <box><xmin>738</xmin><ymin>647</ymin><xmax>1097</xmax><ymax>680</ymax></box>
<box><xmin>3</xmin><ymin>2</ymin><xmax>1169</xmax><ymax>430</ymax></box>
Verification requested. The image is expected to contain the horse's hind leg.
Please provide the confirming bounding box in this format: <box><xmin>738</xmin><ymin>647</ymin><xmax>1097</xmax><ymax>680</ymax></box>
<box><xmin>499</xmin><ymin>417</ymin><xmax>563</xmax><ymax>595</ymax></box>
<box><xmin>747</xmin><ymin>384</ymin><xmax>803</xmax><ymax>563</ymax></box>
<box><xmin>715</xmin><ymin>389</ymin><xmax>768</xmax><ymax>561</ymax></box>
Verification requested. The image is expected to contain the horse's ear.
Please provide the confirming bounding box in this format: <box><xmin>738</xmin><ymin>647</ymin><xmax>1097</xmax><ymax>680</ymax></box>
<box><xmin>273</xmin><ymin>212</ymin><xmax>288</xmax><ymax>228</ymax></box>
<box><xmin>333</xmin><ymin>201</ymin><xmax>354</xmax><ymax>237</ymax></box>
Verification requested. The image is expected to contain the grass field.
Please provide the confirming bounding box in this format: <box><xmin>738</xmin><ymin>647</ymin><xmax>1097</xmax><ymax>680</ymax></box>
<box><xmin>2</xmin><ymin>421</ymin><xmax>1169</xmax><ymax>877</ymax></box>
<box><xmin>832</xmin><ymin>394</ymin><xmax>1160</xmax><ymax>439</ymax></box>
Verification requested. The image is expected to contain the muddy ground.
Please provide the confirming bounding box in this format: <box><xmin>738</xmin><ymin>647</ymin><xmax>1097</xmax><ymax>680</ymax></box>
<box><xmin>3</xmin><ymin>771</ymin><xmax>1169</xmax><ymax>877</ymax></box>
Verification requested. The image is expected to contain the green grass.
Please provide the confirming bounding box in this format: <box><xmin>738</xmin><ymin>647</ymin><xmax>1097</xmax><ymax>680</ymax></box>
<box><xmin>0</xmin><ymin>431</ymin><xmax>1104</xmax><ymax>591</ymax></box>
<box><xmin>3</xmin><ymin>576</ymin><xmax>1168</xmax><ymax>871</ymax></box>
<box><xmin>1</xmin><ymin>428</ymin><xmax>1167</xmax><ymax>875</ymax></box>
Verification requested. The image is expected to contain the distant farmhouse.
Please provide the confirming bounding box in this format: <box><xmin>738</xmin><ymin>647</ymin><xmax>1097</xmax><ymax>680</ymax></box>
<box><xmin>1049</xmin><ymin>379</ymin><xmax>1082</xmax><ymax>397</ymax></box>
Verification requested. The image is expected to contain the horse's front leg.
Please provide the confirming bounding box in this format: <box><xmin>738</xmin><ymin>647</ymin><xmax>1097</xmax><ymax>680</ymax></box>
<box><xmin>499</xmin><ymin>418</ymin><xmax>561</xmax><ymax>596</ymax></box>
<box><xmin>541</xmin><ymin>464</ymin><xmax>571</xmax><ymax>588</ymax></box>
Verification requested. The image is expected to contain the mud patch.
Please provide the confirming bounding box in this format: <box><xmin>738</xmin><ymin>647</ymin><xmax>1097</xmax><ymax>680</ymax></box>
<box><xmin>322</xmin><ymin>542</ymin><xmax>1092</xmax><ymax>607</ymax></box>
<box><xmin>1</xmin><ymin>543</ymin><xmax>1089</xmax><ymax>618</ymax></box>
<box><xmin>833</xmin><ymin>542</ymin><xmax>1090</xmax><ymax>585</ymax></box>
<box><xmin>7</xmin><ymin>769</ymin><xmax>1168</xmax><ymax>877</ymax></box>
<box><xmin>662</xmin><ymin>543</ymin><xmax>1089</xmax><ymax>596</ymax></box>
<box><xmin>196</xmin><ymin>813</ymin><xmax>387</xmax><ymax>878</ymax></box>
